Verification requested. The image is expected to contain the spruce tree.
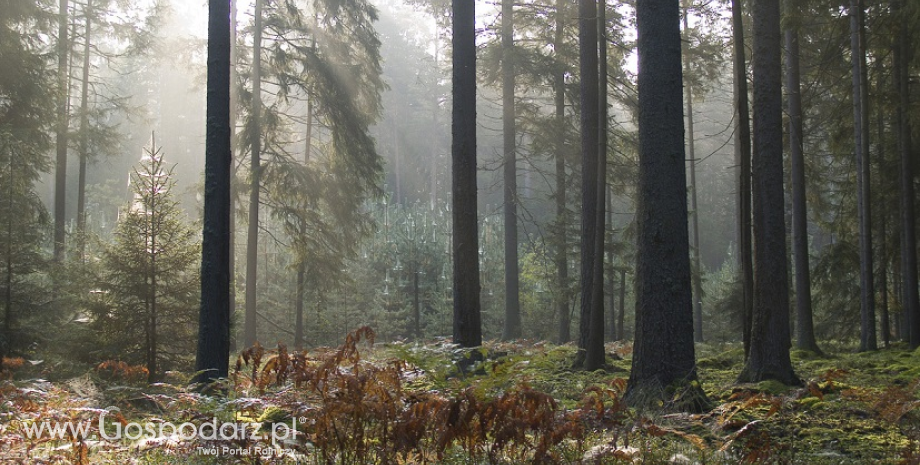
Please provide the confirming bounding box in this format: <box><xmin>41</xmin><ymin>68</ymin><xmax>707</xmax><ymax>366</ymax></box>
<box><xmin>94</xmin><ymin>140</ymin><xmax>199</xmax><ymax>383</ymax></box>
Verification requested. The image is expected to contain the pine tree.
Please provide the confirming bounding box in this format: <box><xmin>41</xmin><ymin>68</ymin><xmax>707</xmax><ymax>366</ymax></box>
<box><xmin>451</xmin><ymin>0</ymin><xmax>482</xmax><ymax>348</ymax></box>
<box><xmin>738</xmin><ymin>0</ymin><xmax>799</xmax><ymax>385</ymax></box>
<box><xmin>0</xmin><ymin>1</ymin><xmax>55</xmax><ymax>370</ymax></box>
<box><xmin>195</xmin><ymin>0</ymin><xmax>233</xmax><ymax>383</ymax></box>
<box><xmin>626</xmin><ymin>0</ymin><xmax>706</xmax><ymax>411</ymax></box>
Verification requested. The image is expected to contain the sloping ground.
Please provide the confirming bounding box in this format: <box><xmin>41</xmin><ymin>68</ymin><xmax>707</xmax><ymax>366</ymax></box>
<box><xmin>1</xmin><ymin>332</ymin><xmax>919</xmax><ymax>464</ymax></box>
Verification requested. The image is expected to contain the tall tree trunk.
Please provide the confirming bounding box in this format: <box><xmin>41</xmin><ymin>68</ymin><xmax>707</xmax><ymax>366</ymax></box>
<box><xmin>53</xmin><ymin>0</ymin><xmax>69</xmax><ymax>263</ymax></box>
<box><xmin>877</xmin><ymin>59</ymin><xmax>890</xmax><ymax>348</ymax></box>
<box><xmin>731</xmin><ymin>0</ymin><xmax>754</xmax><ymax>358</ymax></box>
<box><xmin>585</xmin><ymin>0</ymin><xmax>607</xmax><ymax>371</ymax></box>
<box><xmin>683</xmin><ymin>0</ymin><xmax>704</xmax><ymax>343</ymax></box>
<box><xmin>76</xmin><ymin>0</ymin><xmax>91</xmax><ymax>262</ymax></box>
<box><xmin>618</xmin><ymin>268</ymin><xmax>626</xmax><ymax>340</ymax></box>
<box><xmin>3</xmin><ymin>157</ymin><xmax>13</xmax><ymax>370</ymax></box>
<box><xmin>738</xmin><ymin>0</ymin><xmax>799</xmax><ymax>385</ymax></box>
<box><xmin>851</xmin><ymin>0</ymin><xmax>876</xmax><ymax>351</ymax></box>
<box><xmin>195</xmin><ymin>0</ymin><xmax>232</xmax><ymax>383</ymax></box>
<box><xmin>785</xmin><ymin>11</ymin><xmax>821</xmax><ymax>354</ymax></box>
<box><xmin>554</xmin><ymin>0</ymin><xmax>570</xmax><ymax>345</ymax></box>
<box><xmin>244</xmin><ymin>0</ymin><xmax>263</xmax><ymax>348</ymax></box>
<box><xmin>574</xmin><ymin>0</ymin><xmax>599</xmax><ymax>368</ymax></box>
<box><xmin>626</xmin><ymin>0</ymin><xmax>705</xmax><ymax>410</ymax></box>
<box><xmin>294</xmin><ymin>99</ymin><xmax>313</xmax><ymax>352</ymax></box>
<box><xmin>228</xmin><ymin>0</ymin><xmax>238</xmax><ymax>353</ymax></box>
<box><xmin>451</xmin><ymin>0</ymin><xmax>482</xmax><ymax>348</ymax></box>
<box><xmin>431</xmin><ymin>33</ymin><xmax>441</xmax><ymax>210</ymax></box>
<box><xmin>607</xmin><ymin>185</ymin><xmax>615</xmax><ymax>340</ymax></box>
<box><xmin>894</xmin><ymin>1</ymin><xmax>919</xmax><ymax>348</ymax></box>
<box><xmin>502</xmin><ymin>0</ymin><xmax>521</xmax><ymax>340</ymax></box>
<box><xmin>148</xmin><ymin>143</ymin><xmax>158</xmax><ymax>383</ymax></box>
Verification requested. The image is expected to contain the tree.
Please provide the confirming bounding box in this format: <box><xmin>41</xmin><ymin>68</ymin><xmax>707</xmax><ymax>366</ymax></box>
<box><xmin>93</xmin><ymin>140</ymin><xmax>199</xmax><ymax>383</ymax></box>
<box><xmin>501</xmin><ymin>0</ymin><xmax>521</xmax><ymax>341</ymax></box>
<box><xmin>0</xmin><ymin>0</ymin><xmax>54</xmax><ymax>371</ymax></box>
<box><xmin>683</xmin><ymin>0</ymin><xmax>703</xmax><ymax>344</ymax></box>
<box><xmin>243</xmin><ymin>0</ymin><xmax>264</xmax><ymax>349</ymax></box>
<box><xmin>574</xmin><ymin>0</ymin><xmax>599</xmax><ymax>369</ymax></box>
<box><xmin>195</xmin><ymin>0</ymin><xmax>232</xmax><ymax>383</ymax></box>
<box><xmin>625</xmin><ymin>0</ymin><xmax>705</xmax><ymax>411</ymax></box>
<box><xmin>53</xmin><ymin>0</ymin><xmax>69</xmax><ymax>263</ymax></box>
<box><xmin>785</xmin><ymin>0</ymin><xmax>821</xmax><ymax>354</ymax></box>
<box><xmin>553</xmin><ymin>0</ymin><xmax>572</xmax><ymax>344</ymax></box>
<box><xmin>894</xmin><ymin>0</ymin><xmax>919</xmax><ymax>348</ymax></box>
<box><xmin>731</xmin><ymin>0</ymin><xmax>754</xmax><ymax>358</ymax></box>
<box><xmin>850</xmin><ymin>0</ymin><xmax>875</xmax><ymax>352</ymax></box>
<box><xmin>737</xmin><ymin>0</ymin><xmax>798</xmax><ymax>385</ymax></box>
<box><xmin>451</xmin><ymin>0</ymin><xmax>482</xmax><ymax>348</ymax></box>
<box><xmin>584</xmin><ymin>0</ymin><xmax>607</xmax><ymax>371</ymax></box>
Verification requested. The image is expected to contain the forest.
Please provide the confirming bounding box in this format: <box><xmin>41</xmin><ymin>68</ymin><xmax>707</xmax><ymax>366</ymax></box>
<box><xmin>1</xmin><ymin>0</ymin><xmax>920</xmax><ymax>462</ymax></box>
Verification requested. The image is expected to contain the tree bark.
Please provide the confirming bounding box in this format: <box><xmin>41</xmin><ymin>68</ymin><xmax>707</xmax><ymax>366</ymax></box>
<box><xmin>682</xmin><ymin>0</ymin><xmax>704</xmax><ymax>343</ymax></box>
<box><xmin>618</xmin><ymin>268</ymin><xmax>625</xmax><ymax>341</ymax></box>
<box><xmin>244</xmin><ymin>0</ymin><xmax>263</xmax><ymax>348</ymax></box>
<box><xmin>228</xmin><ymin>0</ymin><xmax>238</xmax><ymax>353</ymax></box>
<box><xmin>607</xmin><ymin>185</ymin><xmax>615</xmax><ymax>340</ymax></box>
<box><xmin>738</xmin><ymin>0</ymin><xmax>799</xmax><ymax>386</ymax></box>
<box><xmin>731</xmin><ymin>0</ymin><xmax>754</xmax><ymax>358</ymax></box>
<box><xmin>585</xmin><ymin>0</ymin><xmax>607</xmax><ymax>371</ymax></box>
<box><xmin>76</xmin><ymin>0</ymin><xmax>91</xmax><ymax>262</ymax></box>
<box><xmin>451</xmin><ymin>0</ymin><xmax>482</xmax><ymax>348</ymax></box>
<box><xmin>194</xmin><ymin>0</ymin><xmax>232</xmax><ymax>383</ymax></box>
<box><xmin>626</xmin><ymin>0</ymin><xmax>705</xmax><ymax>411</ymax></box>
<box><xmin>894</xmin><ymin>1</ymin><xmax>919</xmax><ymax>348</ymax></box>
<box><xmin>554</xmin><ymin>0</ymin><xmax>570</xmax><ymax>345</ymax></box>
<box><xmin>53</xmin><ymin>0</ymin><xmax>69</xmax><ymax>263</ymax></box>
<box><xmin>574</xmin><ymin>0</ymin><xmax>599</xmax><ymax>368</ymax></box>
<box><xmin>877</xmin><ymin>58</ymin><xmax>890</xmax><ymax>348</ymax></box>
<box><xmin>501</xmin><ymin>0</ymin><xmax>521</xmax><ymax>340</ymax></box>
<box><xmin>784</xmin><ymin>11</ymin><xmax>821</xmax><ymax>354</ymax></box>
<box><xmin>850</xmin><ymin>0</ymin><xmax>876</xmax><ymax>352</ymax></box>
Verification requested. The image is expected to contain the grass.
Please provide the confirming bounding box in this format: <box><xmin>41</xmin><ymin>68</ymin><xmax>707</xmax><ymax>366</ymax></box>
<box><xmin>2</xmin><ymin>335</ymin><xmax>920</xmax><ymax>464</ymax></box>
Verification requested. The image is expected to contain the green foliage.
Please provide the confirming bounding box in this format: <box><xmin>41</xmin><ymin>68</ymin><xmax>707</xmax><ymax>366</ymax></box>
<box><xmin>86</xmin><ymin>140</ymin><xmax>199</xmax><ymax>380</ymax></box>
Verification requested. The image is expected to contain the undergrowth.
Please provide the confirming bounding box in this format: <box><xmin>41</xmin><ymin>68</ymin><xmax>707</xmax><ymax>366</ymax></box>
<box><xmin>1</xmin><ymin>331</ymin><xmax>920</xmax><ymax>463</ymax></box>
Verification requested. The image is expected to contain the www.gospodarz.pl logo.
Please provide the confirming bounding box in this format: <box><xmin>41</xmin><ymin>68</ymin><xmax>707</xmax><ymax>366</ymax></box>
<box><xmin>18</xmin><ymin>407</ymin><xmax>299</xmax><ymax>453</ymax></box>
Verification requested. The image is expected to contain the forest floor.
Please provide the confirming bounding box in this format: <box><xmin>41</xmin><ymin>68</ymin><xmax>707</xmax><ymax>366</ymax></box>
<box><xmin>2</xmin><ymin>329</ymin><xmax>920</xmax><ymax>464</ymax></box>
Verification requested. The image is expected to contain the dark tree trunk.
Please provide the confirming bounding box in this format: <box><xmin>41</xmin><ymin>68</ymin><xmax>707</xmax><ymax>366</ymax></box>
<box><xmin>683</xmin><ymin>0</ymin><xmax>704</xmax><ymax>344</ymax></box>
<box><xmin>738</xmin><ymin>0</ymin><xmax>799</xmax><ymax>386</ymax></box>
<box><xmin>228</xmin><ymin>0</ymin><xmax>238</xmax><ymax>353</ymax></box>
<box><xmin>294</xmin><ymin>98</ymin><xmax>313</xmax><ymax>352</ymax></box>
<box><xmin>502</xmin><ymin>0</ymin><xmax>521</xmax><ymax>340</ymax></box>
<box><xmin>554</xmin><ymin>0</ymin><xmax>570</xmax><ymax>345</ymax></box>
<box><xmin>3</xmin><ymin>159</ymin><xmax>13</xmax><ymax>370</ymax></box>
<box><xmin>295</xmin><ymin>267</ymin><xmax>304</xmax><ymax>350</ymax></box>
<box><xmin>244</xmin><ymin>0</ymin><xmax>263</xmax><ymax>348</ymax></box>
<box><xmin>731</xmin><ymin>0</ymin><xmax>754</xmax><ymax>358</ymax></box>
<box><xmin>785</xmin><ymin>15</ymin><xmax>821</xmax><ymax>354</ymax></box>
<box><xmin>617</xmin><ymin>268</ymin><xmax>626</xmax><ymax>341</ymax></box>
<box><xmin>76</xmin><ymin>0</ymin><xmax>91</xmax><ymax>262</ymax></box>
<box><xmin>607</xmin><ymin>186</ymin><xmax>615</xmax><ymax>340</ymax></box>
<box><xmin>53</xmin><ymin>0</ymin><xmax>69</xmax><ymax>263</ymax></box>
<box><xmin>574</xmin><ymin>0</ymin><xmax>599</xmax><ymax>368</ymax></box>
<box><xmin>585</xmin><ymin>0</ymin><xmax>607</xmax><ymax>371</ymax></box>
<box><xmin>451</xmin><ymin>0</ymin><xmax>482</xmax><ymax>348</ymax></box>
<box><xmin>894</xmin><ymin>2</ymin><xmax>919</xmax><ymax>348</ymax></box>
<box><xmin>413</xmin><ymin>271</ymin><xmax>421</xmax><ymax>338</ymax></box>
<box><xmin>877</xmin><ymin>59</ymin><xmax>890</xmax><ymax>348</ymax></box>
<box><xmin>195</xmin><ymin>0</ymin><xmax>232</xmax><ymax>384</ymax></box>
<box><xmin>626</xmin><ymin>0</ymin><xmax>705</xmax><ymax>411</ymax></box>
<box><xmin>851</xmin><ymin>0</ymin><xmax>876</xmax><ymax>352</ymax></box>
